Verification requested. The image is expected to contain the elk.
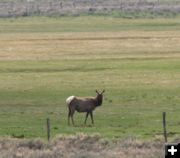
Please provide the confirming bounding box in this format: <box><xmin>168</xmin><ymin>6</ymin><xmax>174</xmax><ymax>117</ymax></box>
<box><xmin>66</xmin><ymin>90</ymin><xmax>105</xmax><ymax>126</ymax></box>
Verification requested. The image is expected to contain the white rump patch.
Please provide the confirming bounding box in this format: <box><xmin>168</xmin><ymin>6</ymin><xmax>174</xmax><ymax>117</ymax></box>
<box><xmin>66</xmin><ymin>96</ymin><xmax>75</xmax><ymax>104</ymax></box>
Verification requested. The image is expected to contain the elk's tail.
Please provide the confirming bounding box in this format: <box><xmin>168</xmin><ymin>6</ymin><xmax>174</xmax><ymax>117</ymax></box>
<box><xmin>66</xmin><ymin>96</ymin><xmax>75</xmax><ymax>106</ymax></box>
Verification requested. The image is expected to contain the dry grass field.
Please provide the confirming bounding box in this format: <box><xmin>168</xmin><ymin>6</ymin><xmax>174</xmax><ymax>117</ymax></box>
<box><xmin>0</xmin><ymin>31</ymin><xmax>180</xmax><ymax>60</ymax></box>
<box><xmin>0</xmin><ymin>134</ymin><xmax>165</xmax><ymax>158</ymax></box>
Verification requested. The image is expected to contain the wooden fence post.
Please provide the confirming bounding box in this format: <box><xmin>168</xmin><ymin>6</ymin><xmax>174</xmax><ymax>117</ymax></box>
<box><xmin>162</xmin><ymin>112</ymin><xmax>167</xmax><ymax>143</ymax></box>
<box><xmin>47</xmin><ymin>118</ymin><xmax>50</xmax><ymax>142</ymax></box>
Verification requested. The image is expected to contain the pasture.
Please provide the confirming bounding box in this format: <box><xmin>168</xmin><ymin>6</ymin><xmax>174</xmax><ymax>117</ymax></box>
<box><xmin>0</xmin><ymin>16</ymin><xmax>180</xmax><ymax>140</ymax></box>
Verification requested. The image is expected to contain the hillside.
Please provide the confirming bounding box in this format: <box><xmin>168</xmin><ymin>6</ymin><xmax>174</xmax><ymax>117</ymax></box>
<box><xmin>0</xmin><ymin>0</ymin><xmax>180</xmax><ymax>17</ymax></box>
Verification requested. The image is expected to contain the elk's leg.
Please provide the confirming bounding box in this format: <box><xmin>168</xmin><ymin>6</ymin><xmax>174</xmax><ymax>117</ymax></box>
<box><xmin>90</xmin><ymin>111</ymin><xmax>94</xmax><ymax>124</ymax></box>
<box><xmin>84</xmin><ymin>112</ymin><xmax>89</xmax><ymax>125</ymax></box>
<box><xmin>70</xmin><ymin>109</ymin><xmax>75</xmax><ymax>126</ymax></box>
<box><xmin>68</xmin><ymin>108</ymin><xmax>71</xmax><ymax>125</ymax></box>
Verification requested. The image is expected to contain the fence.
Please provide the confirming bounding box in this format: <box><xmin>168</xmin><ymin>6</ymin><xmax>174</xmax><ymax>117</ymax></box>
<box><xmin>0</xmin><ymin>0</ymin><xmax>180</xmax><ymax>17</ymax></box>
<box><xmin>44</xmin><ymin>112</ymin><xmax>175</xmax><ymax>142</ymax></box>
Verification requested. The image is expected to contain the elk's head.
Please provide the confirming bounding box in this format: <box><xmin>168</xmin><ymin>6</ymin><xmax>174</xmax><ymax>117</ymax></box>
<box><xmin>95</xmin><ymin>90</ymin><xmax>105</xmax><ymax>106</ymax></box>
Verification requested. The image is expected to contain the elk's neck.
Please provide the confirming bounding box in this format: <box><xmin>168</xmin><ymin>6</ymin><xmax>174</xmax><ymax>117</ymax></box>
<box><xmin>95</xmin><ymin>96</ymin><xmax>103</xmax><ymax>107</ymax></box>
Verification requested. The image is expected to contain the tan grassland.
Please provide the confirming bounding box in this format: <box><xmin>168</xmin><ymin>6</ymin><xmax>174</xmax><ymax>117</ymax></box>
<box><xmin>0</xmin><ymin>31</ymin><xmax>180</xmax><ymax>60</ymax></box>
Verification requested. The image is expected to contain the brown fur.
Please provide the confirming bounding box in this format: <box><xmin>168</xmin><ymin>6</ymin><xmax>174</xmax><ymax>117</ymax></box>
<box><xmin>66</xmin><ymin>90</ymin><xmax>105</xmax><ymax>126</ymax></box>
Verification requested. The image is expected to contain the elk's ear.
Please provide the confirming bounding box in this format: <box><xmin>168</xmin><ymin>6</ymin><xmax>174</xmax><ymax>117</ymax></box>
<box><xmin>101</xmin><ymin>89</ymin><xmax>105</xmax><ymax>94</ymax></box>
<box><xmin>95</xmin><ymin>90</ymin><xmax>99</xmax><ymax>94</ymax></box>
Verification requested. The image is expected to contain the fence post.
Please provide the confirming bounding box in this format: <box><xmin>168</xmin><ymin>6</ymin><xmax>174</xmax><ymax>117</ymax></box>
<box><xmin>162</xmin><ymin>112</ymin><xmax>167</xmax><ymax>143</ymax></box>
<box><xmin>47</xmin><ymin>118</ymin><xmax>50</xmax><ymax>142</ymax></box>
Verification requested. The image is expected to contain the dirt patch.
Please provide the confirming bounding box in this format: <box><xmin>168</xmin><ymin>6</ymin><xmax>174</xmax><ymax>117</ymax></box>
<box><xmin>0</xmin><ymin>134</ymin><xmax>165</xmax><ymax>158</ymax></box>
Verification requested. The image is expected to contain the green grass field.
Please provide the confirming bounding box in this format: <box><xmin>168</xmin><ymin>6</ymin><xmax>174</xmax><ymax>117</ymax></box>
<box><xmin>0</xmin><ymin>16</ymin><xmax>180</xmax><ymax>140</ymax></box>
